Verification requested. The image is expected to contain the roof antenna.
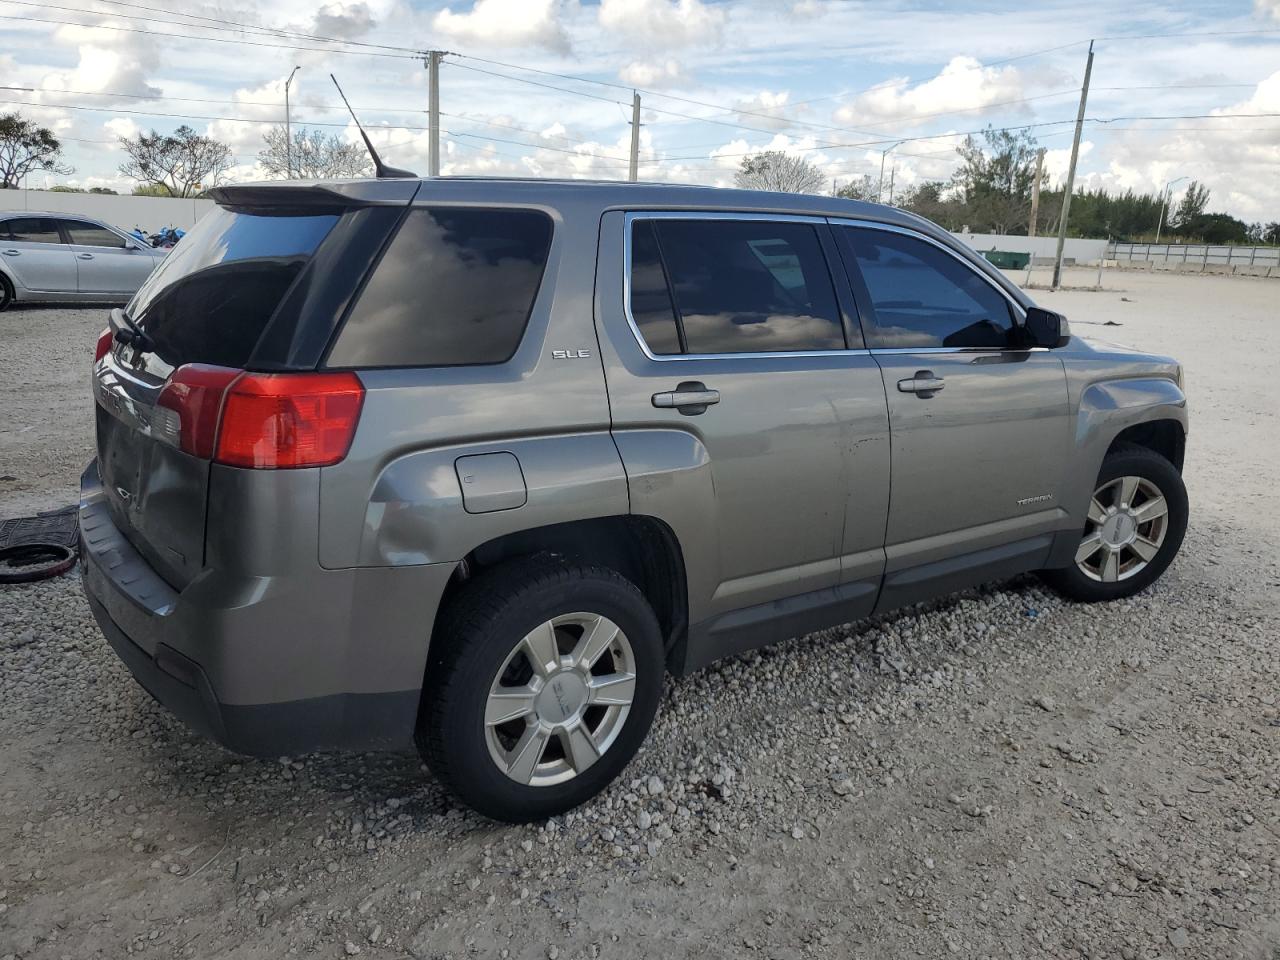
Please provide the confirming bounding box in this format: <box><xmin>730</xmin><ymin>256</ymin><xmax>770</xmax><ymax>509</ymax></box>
<box><xmin>330</xmin><ymin>73</ymin><xmax>416</xmax><ymax>179</ymax></box>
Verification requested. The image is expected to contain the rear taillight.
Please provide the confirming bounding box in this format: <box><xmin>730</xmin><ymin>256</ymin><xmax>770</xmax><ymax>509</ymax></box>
<box><xmin>215</xmin><ymin>372</ymin><xmax>364</xmax><ymax>469</ymax></box>
<box><xmin>94</xmin><ymin>327</ymin><xmax>113</xmax><ymax>364</ymax></box>
<box><xmin>156</xmin><ymin>364</ymin><xmax>242</xmax><ymax>458</ymax></box>
<box><xmin>156</xmin><ymin>366</ymin><xmax>364</xmax><ymax>469</ymax></box>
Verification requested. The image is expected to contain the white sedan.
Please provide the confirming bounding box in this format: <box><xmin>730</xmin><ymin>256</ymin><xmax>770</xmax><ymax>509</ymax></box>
<box><xmin>0</xmin><ymin>212</ymin><xmax>167</xmax><ymax>310</ymax></box>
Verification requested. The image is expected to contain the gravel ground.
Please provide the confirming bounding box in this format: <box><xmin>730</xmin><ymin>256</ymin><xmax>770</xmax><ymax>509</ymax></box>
<box><xmin>1</xmin><ymin>271</ymin><xmax>1278</xmax><ymax>960</ymax></box>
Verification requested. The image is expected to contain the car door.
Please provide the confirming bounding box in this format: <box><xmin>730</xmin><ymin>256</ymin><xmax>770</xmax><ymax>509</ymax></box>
<box><xmin>0</xmin><ymin>216</ymin><xmax>78</xmax><ymax>294</ymax></box>
<box><xmin>59</xmin><ymin>219</ymin><xmax>159</xmax><ymax>295</ymax></box>
<box><xmin>832</xmin><ymin>221</ymin><xmax>1071</xmax><ymax>612</ymax></box>
<box><xmin>595</xmin><ymin>211</ymin><xmax>890</xmax><ymax>666</ymax></box>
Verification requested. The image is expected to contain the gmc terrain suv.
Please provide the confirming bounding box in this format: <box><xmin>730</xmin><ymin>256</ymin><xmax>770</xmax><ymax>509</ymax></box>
<box><xmin>82</xmin><ymin>179</ymin><xmax>1188</xmax><ymax>822</ymax></box>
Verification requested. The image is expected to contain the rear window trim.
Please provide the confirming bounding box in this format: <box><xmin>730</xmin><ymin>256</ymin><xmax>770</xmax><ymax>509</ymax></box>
<box><xmin>319</xmin><ymin>203</ymin><xmax>557</xmax><ymax>372</ymax></box>
<box><xmin>623</xmin><ymin>210</ymin><xmax>864</xmax><ymax>362</ymax></box>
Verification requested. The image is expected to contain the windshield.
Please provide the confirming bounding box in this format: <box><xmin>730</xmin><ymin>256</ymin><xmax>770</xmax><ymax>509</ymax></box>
<box><xmin>127</xmin><ymin>206</ymin><xmax>338</xmax><ymax>370</ymax></box>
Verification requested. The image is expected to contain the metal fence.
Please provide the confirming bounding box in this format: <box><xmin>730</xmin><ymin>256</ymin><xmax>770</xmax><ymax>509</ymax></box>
<box><xmin>1107</xmin><ymin>242</ymin><xmax>1280</xmax><ymax>269</ymax></box>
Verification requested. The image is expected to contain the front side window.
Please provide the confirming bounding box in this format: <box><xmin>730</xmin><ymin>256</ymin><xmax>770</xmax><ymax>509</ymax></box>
<box><xmin>327</xmin><ymin>207</ymin><xmax>552</xmax><ymax>368</ymax></box>
<box><xmin>840</xmin><ymin>227</ymin><xmax>1015</xmax><ymax>349</ymax></box>
<box><xmin>627</xmin><ymin>218</ymin><xmax>846</xmax><ymax>355</ymax></box>
<box><xmin>63</xmin><ymin>221</ymin><xmax>128</xmax><ymax>248</ymax></box>
<box><xmin>5</xmin><ymin>217</ymin><xmax>62</xmax><ymax>244</ymax></box>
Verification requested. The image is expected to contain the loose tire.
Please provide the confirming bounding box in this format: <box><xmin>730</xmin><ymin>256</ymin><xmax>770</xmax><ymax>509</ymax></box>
<box><xmin>1041</xmin><ymin>443</ymin><xmax>1188</xmax><ymax>602</ymax></box>
<box><xmin>417</xmin><ymin>556</ymin><xmax>665</xmax><ymax>822</ymax></box>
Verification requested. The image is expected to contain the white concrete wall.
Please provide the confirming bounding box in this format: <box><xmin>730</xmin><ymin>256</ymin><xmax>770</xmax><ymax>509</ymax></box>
<box><xmin>0</xmin><ymin>189</ymin><xmax>215</xmax><ymax>233</ymax></box>
<box><xmin>951</xmin><ymin>231</ymin><xmax>1108</xmax><ymax>264</ymax></box>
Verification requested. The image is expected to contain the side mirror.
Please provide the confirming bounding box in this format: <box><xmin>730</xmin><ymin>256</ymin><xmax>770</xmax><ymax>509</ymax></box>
<box><xmin>1021</xmin><ymin>307</ymin><xmax>1071</xmax><ymax>349</ymax></box>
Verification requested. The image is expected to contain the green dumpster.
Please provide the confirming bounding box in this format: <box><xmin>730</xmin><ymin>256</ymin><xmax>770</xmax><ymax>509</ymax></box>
<box><xmin>980</xmin><ymin>250</ymin><xmax>1031</xmax><ymax>269</ymax></box>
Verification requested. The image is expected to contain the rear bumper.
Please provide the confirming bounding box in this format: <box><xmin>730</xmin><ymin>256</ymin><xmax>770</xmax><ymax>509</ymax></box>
<box><xmin>79</xmin><ymin>460</ymin><xmax>455</xmax><ymax>756</ymax></box>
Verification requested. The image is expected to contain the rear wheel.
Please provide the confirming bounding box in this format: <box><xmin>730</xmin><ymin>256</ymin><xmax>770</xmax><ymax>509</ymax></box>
<box><xmin>0</xmin><ymin>273</ymin><xmax>13</xmax><ymax>312</ymax></box>
<box><xmin>1041</xmin><ymin>443</ymin><xmax>1188</xmax><ymax>602</ymax></box>
<box><xmin>417</xmin><ymin>556</ymin><xmax>665</xmax><ymax>822</ymax></box>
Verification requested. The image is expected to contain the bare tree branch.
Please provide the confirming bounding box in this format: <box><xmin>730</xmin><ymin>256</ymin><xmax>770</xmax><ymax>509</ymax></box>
<box><xmin>734</xmin><ymin>151</ymin><xmax>826</xmax><ymax>194</ymax></box>
<box><xmin>118</xmin><ymin>126</ymin><xmax>232</xmax><ymax>198</ymax></box>
<box><xmin>257</xmin><ymin>126</ymin><xmax>372</xmax><ymax>180</ymax></box>
<box><xmin>0</xmin><ymin>113</ymin><xmax>73</xmax><ymax>188</ymax></box>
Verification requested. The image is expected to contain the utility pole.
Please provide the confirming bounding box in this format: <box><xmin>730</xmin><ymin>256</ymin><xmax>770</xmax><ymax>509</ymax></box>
<box><xmin>284</xmin><ymin>65</ymin><xmax>300</xmax><ymax>179</ymax></box>
<box><xmin>1156</xmin><ymin>175</ymin><xmax>1188</xmax><ymax>243</ymax></box>
<box><xmin>628</xmin><ymin>91</ymin><xmax>641</xmax><ymax>182</ymax></box>
<box><xmin>877</xmin><ymin>140</ymin><xmax>905</xmax><ymax>203</ymax></box>
<box><xmin>1051</xmin><ymin>40</ymin><xmax>1093</xmax><ymax>290</ymax></box>
<box><xmin>427</xmin><ymin>50</ymin><xmax>442</xmax><ymax>177</ymax></box>
<box><xmin>887</xmin><ymin>162</ymin><xmax>896</xmax><ymax>205</ymax></box>
<box><xmin>1028</xmin><ymin>147</ymin><xmax>1045</xmax><ymax>237</ymax></box>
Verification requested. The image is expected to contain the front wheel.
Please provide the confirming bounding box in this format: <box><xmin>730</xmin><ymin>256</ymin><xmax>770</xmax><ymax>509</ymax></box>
<box><xmin>417</xmin><ymin>557</ymin><xmax>665</xmax><ymax>822</ymax></box>
<box><xmin>1041</xmin><ymin>443</ymin><xmax>1188</xmax><ymax>602</ymax></box>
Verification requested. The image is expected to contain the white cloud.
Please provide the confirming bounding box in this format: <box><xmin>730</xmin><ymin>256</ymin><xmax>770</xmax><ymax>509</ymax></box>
<box><xmin>1255</xmin><ymin>0</ymin><xmax>1280</xmax><ymax>21</ymax></box>
<box><xmin>733</xmin><ymin>90</ymin><xmax>798</xmax><ymax>131</ymax></box>
<box><xmin>1072</xmin><ymin>71</ymin><xmax>1280</xmax><ymax>221</ymax></box>
<box><xmin>103</xmin><ymin>117</ymin><xmax>140</xmax><ymax>142</ymax></box>
<box><xmin>433</xmin><ymin>0</ymin><xmax>572</xmax><ymax>54</ymax></box>
<box><xmin>598</xmin><ymin>0</ymin><xmax>724</xmax><ymax>48</ymax></box>
<box><xmin>312</xmin><ymin>2</ymin><xmax>376</xmax><ymax>38</ymax></box>
<box><xmin>618</xmin><ymin>59</ymin><xmax>688</xmax><ymax>88</ymax></box>
<box><xmin>834</xmin><ymin>56</ymin><xmax>1025</xmax><ymax>127</ymax></box>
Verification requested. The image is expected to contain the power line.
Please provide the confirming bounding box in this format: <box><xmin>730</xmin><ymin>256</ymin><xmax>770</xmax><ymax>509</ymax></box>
<box><xmin>0</xmin><ymin>10</ymin><xmax>423</xmax><ymax>58</ymax></box>
<box><xmin>0</xmin><ymin>97</ymin><xmax>632</xmax><ymax>162</ymax></box>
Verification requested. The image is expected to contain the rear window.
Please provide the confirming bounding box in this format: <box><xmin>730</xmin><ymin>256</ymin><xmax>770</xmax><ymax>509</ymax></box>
<box><xmin>325</xmin><ymin>207</ymin><xmax>552</xmax><ymax>369</ymax></box>
<box><xmin>128</xmin><ymin>206</ymin><xmax>338</xmax><ymax>369</ymax></box>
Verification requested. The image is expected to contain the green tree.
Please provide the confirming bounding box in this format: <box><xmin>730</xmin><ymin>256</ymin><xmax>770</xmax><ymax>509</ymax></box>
<box><xmin>0</xmin><ymin>112</ymin><xmax>73</xmax><ymax>188</ymax></box>
<box><xmin>1170</xmin><ymin>181</ymin><xmax>1210</xmax><ymax>232</ymax></box>
<box><xmin>949</xmin><ymin>127</ymin><xmax>1044</xmax><ymax>234</ymax></box>
<box><xmin>833</xmin><ymin>174</ymin><xmax>875</xmax><ymax>201</ymax></box>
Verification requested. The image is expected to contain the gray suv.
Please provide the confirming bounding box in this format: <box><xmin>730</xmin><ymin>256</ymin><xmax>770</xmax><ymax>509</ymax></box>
<box><xmin>81</xmin><ymin>179</ymin><xmax>1188</xmax><ymax>822</ymax></box>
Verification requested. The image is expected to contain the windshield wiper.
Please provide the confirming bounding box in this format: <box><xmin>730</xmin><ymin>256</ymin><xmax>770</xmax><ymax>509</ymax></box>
<box><xmin>111</xmin><ymin>307</ymin><xmax>154</xmax><ymax>354</ymax></box>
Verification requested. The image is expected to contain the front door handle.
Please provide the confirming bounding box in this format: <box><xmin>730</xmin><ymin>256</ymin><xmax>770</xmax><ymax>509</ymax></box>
<box><xmin>77</xmin><ymin>253</ymin><xmax>95</xmax><ymax>260</ymax></box>
<box><xmin>652</xmin><ymin>381</ymin><xmax>720</xmax><ymax>415</ymax></box>
<box><xmin>2</xmin><ymin>249</ymin><xmax>18</xmax><ymax>256</ymax></box>
<box><xmin>897</xmin><ymin>370</ymin><xmax>945</xmax><ymax>397</ymax></box>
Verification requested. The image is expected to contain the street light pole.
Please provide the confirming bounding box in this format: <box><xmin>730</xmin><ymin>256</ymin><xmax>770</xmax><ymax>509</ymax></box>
<box><xmin>284</xmin><ymin>65</ymin><xmax>301</xmax><ymax>179</ymax></box>
<box><xmin>877</xmin><ymin>140</ymin><xmax>906</xmax><ymax>203</ymax></box>
<box><xmin>1156</xmin><ymin>175</ymin><xmax>1189</xmax><ymax>244</ymax></box>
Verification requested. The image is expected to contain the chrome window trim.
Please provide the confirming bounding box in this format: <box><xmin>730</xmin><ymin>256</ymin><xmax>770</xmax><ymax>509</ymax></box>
<box><xmin>621</xmin><ymin>210</ymin><xmax>867</xmax><ymax>362</ymax></box>
<box><xmin>825</xmin><ymin>217</ymin><xmax>1030</xmax><ymax>355</ymax></box>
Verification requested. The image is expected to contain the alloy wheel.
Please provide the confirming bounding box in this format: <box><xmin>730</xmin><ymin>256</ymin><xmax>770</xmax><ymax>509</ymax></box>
<box><xmin>484</xmin><ymin>613</ymin><xmax>637</xmax><ymax>787</ymax></box>
<box><xmin>1075</xmin><ymin>474</ymin><xmax>1169</xmax><ymax>583</ymax></box>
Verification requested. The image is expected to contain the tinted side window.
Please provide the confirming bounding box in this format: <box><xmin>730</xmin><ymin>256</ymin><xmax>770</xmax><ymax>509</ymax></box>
<box><xmin>63</xmin><ymin>221</ymin><xmax>128</xmax><ymax>248</ymax></box>
<box><xmin>651</xmin><ymin>219</ymin><xmax>845</xmax><ymax>354</ymax></box>
<box><xmin>841</xmin><ymin>228</ymin><xmax>1014</xmax><ymax>349</ymax></box>
<box><xmin>129</xmin><ymin>206</ymin><xmax>338</xmax><ymax>370</ymax></box>
<box><xmin>328</xmin><ymin>207</ymin><xmax>552</xmax><ymax>368</ymax></box>
<box><xmin>7</xmin><ymin>218</ymin><xmax>61</xmax><ymax>244</ymax></box>
<box><xmin>628</xmin><ymin>220</ymin><xmax>682</xmax><ymax>355</ymax></box>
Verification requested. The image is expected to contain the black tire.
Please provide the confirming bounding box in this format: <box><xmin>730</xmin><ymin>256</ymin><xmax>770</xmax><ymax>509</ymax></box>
<box><xmin>0</xmin><ymin>273</ymin><xmax>13</xmax><ymax>312</ymax></box>
<box><xmin>417</xmin><ymin>555</ymin><xmax>665</xmax><ymax>822</ymax></box>
<box><xmin>1040</xmin><ymin>443</ymin><xmax>1188</xmax><ymax>602</ymax></box>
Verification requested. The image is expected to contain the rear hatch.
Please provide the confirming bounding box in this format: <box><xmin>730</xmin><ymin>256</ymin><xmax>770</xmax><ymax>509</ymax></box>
<box><xmin>92</xmin><ymin>188</ymin><xmax>410</xmax><ymax>589</ymax></box>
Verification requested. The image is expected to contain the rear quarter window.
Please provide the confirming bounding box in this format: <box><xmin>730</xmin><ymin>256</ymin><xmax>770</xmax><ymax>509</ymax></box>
<box><xmin>325</xmin><ymin>207</ymin><xmax>552</xmax><ymax>369</ymax></box>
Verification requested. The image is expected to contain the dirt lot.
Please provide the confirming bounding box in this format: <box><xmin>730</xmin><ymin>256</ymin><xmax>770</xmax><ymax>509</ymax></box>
<box><xmin>1</xmin><ymin>269</ymin><xmax>1277</xmax><ymax>960</ymax></box>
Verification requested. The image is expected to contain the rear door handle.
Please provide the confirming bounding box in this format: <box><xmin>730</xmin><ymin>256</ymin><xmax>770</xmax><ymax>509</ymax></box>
<box><xmin>897</xmin><ymin>370</ymin><xmax>945</xmax><ymax>397</ymax></box>
<box><xmin>652</xmin><ymin>381</ymin><xmax>720</xmax><ymax>415</ymax></box>
<box><xmin>2</xmin><ymin>249</ymin><xmax>18</xmax><ymax>256</ymax></box>
<box><xmin>77</xmin><ymin>253</ymin><xmax>95</xmax><ymax>260</ymax></box>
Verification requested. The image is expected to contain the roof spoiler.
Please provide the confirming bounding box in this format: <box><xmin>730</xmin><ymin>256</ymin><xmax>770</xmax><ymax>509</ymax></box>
<box><xmin>205</xmin><ymin>180</ymin><xmax>420</xmax><ymax>209</ymax></box>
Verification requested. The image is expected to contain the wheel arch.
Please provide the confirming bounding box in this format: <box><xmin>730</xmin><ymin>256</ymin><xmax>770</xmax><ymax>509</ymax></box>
<box><xmin>432</xmin><ymin>514</ymin><xmax>689</xmax><ymax>669</ymax></box>
<box><xmin>1105</xmin><ymin>419</ymin><xmax>1185</xmax><ymax>473</ymax></box>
